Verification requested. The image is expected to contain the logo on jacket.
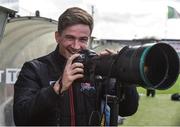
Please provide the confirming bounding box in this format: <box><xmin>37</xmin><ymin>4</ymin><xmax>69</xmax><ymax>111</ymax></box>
<box><xmin>80</xmin><ymin>82</ymin><xmax>95</xmax><ymax>92</ymax></box>
<box><xmin>49</xmin><ymin>81</ymin><xmax>56</xmax><ymax>85</ymax></box>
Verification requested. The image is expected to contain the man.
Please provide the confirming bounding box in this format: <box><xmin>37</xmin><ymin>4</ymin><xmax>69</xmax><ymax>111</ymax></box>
<box><xmin>13</xmin><ymin>7</ymin><xmax>139</xmax><ymax>126</ymax></box>
<box><xmin>146</xmin><ymin>89</ymin><xmax>156</xmax><ymax>97</ymax></box>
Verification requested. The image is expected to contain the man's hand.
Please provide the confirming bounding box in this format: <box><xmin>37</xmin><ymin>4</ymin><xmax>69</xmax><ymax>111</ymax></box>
<box><xmin>53</xmin><ymin>54</ymin><xmax>84</xmax><ymax>94</ymax></box>
<box><xmin>99</xmin><ymin>49</ymin><xmax>116</xmax><ymax>56</ymax></box>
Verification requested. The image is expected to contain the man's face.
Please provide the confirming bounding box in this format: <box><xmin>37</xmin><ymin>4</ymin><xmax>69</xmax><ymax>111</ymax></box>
<box><xmin>55</xmin><ymin>24</ymin><xmax>91</xmax><ymax>58</ymax></box>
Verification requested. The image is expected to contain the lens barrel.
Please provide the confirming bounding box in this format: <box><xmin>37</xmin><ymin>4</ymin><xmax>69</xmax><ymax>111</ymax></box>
<box><xmin>93</xmin><ymin>43</ymin><xmax>179</xmax><ymax>90</ymax></box>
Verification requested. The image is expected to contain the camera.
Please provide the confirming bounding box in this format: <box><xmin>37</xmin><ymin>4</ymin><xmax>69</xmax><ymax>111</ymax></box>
<box><xmin>73</xmin><ymin>49</ymin><xmax>98</xmax><ymax>82</ymax></box>
<box><xmin>73</xmin><ymin>43</ymin><xmax>179</xmax><ymax>90</ymax></box>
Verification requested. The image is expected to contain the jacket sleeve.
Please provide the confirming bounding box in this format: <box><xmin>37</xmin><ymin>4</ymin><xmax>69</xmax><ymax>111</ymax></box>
<box><xmin>13</xmin><ymin>61</ymin><xmax>59</xmax><ymax>125</ymax></box>
<box><xmin>118</xmin><ymin>85</ymin><xmax>139</xmax><ymax>116</ymax></box>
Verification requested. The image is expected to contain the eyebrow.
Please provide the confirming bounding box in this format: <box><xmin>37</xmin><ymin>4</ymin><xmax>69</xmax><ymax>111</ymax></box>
<box><xmin>65</xmin><ymin>35</ymin><xmax>88</xmax><ymax>39</ymax></box>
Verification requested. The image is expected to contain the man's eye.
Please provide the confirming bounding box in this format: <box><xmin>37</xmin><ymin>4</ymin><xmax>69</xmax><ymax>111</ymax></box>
<box><xmin>66</xmin><ymin>36</ymin><xmax>74</xmax><ymax>41</ymax></box>
<box><xmin>80</xmin><ymin>38</ymin><xmax>88</xmax><ymax>43</ymax></box>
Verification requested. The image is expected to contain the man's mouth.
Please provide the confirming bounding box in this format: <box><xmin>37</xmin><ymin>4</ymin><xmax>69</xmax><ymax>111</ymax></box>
<box><xmin>67</xmin><ymin>48</ymin><xmax>80</xmax><ymax>54</ymax></box>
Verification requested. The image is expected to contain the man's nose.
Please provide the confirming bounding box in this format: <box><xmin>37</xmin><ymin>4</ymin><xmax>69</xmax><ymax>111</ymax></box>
<box><xmin>73</xmin><ymin>40</ymin><xmax>81</xmax><ymax>49</ymax></box>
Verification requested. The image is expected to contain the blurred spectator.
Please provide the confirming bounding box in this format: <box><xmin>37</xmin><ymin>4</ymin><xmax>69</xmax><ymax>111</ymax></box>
<box><xmin>146</xmin><ymin>89</ymin><xmax>156</xmax><ymax>97</ymax></box>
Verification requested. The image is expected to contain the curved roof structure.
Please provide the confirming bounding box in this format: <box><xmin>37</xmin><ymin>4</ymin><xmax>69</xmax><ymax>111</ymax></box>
<box><xmin>0</xmin><ymin>16</ymin><xmax>58</xmax><ymax>125</ymax></box>
<box><xmin>0</xmin><ymin>16</ymin><xmax>57</xmax><ymax>69</ymax></box>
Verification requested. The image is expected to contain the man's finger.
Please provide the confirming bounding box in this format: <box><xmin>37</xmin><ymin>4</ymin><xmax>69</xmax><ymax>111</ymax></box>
<box><xmin>99</xmin><ymin>49</ymin><xmax>116</xmax><ymax>56</ymax></box>
<box><xmin>72</xmin><ymin>74</ymin><xmax>84</xmax><ymax>81</ymax></box>
<box><xmin>105</xmin><ymin>49</ymin><xmax>116</xmax><ymax>54</ymax></box>
<box><xmin>71</xmin><ymin>68</ymin><xmax>84</xmax><ymax>75</ymax></box>
<box><xmin>71</xmin><ymin>62</ymin><xmax>84</xmax><ymax>70</ymax></box>
<box><xmin>66</xmin><ymin>54</ymin><xmax>80</xmax><ymax>65</ymax></box>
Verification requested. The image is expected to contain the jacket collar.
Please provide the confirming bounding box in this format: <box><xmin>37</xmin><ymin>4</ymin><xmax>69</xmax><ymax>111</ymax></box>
<box><xmin>53</xmin><ymin>45</ymin><xmax>67</xmax><ymax>65</ymax></box>
<box><xmin>49</xmin><ymin>45</ymin><xmax>67</xmax><ymax>75</ymax></box>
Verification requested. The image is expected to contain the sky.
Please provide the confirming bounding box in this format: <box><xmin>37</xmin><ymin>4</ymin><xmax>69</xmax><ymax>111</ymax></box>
<box><xmin>1</xmin><ymin>0</ymin><xmax>180</xmax><ymax>39</ymax></box>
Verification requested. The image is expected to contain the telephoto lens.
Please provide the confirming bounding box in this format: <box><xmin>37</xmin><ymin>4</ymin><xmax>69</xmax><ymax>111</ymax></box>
<box><xmin>72</xmin><ymin>43</ymin><xmax>179</xmax><ymax>90</ymax></box>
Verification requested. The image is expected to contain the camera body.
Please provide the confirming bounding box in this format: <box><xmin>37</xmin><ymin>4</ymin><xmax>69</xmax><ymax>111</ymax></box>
<box><xmin>73</xmin><ymin>49</ymin><xmax>97</xmax><ymax>82</ymax></box>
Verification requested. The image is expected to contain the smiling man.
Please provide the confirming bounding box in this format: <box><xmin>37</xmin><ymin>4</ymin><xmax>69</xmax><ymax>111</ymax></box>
<box><xmin>13</xmin><ymin>7</ymin><xmax>139</xmax><ymax>126</ymax></box>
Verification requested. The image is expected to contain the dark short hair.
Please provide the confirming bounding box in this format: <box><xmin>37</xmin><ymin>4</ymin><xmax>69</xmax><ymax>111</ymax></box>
<box><xmin>58</xmin><ymin>7</ymin><xmax>93</xmax><ymax>34</ymax></box>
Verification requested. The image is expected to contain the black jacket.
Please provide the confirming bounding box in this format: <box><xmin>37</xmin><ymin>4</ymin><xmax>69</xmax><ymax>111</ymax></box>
<box><xmin>13</xmin><ymin>46</ymin><xmax>139</xmax><ymax>126</ymax></box>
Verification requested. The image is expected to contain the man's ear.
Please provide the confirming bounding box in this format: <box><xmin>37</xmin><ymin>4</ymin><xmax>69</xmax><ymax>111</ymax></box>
<box><xmin>55</xmin><ymin>31</ymin><xmax>61</xmax><ymax>44</ymax></box>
